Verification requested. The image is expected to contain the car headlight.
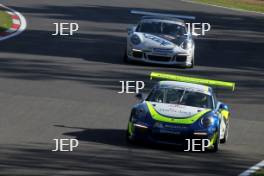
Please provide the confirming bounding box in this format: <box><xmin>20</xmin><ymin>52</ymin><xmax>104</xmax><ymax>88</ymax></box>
<box><xmin>181</xmin><ymin>40</ymin><xmax>192</xmax><ymax>50</ymax></box>
<box><xmin>201</xmin><ymin>115</ymin><xmax>214</xmax><ymax>127</ymax></box>
<box><xmin>130</xmin><ymin>34</ymin><xmax>141</xmax><ymax>45</ymax></box>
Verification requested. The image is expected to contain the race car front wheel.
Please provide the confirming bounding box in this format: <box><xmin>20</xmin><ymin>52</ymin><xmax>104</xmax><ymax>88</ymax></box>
<box><xmin>126</xmin><ymin>114</ymin><xmax>137</xmax><ymax>144</ymax></box>
<box><xmin>126</xmin><ymin>125</ymin><xmax>138</xmax><ymax>145</ymax></box>
<box><xmin>210</xmin><ymin>129</ymin><xmax>220</xmax><ymax>152</ymax></box>
<box><xmin>123</xmin><ymin>50</ymin><xmax>130</xmax><ymax>63</ymax></box>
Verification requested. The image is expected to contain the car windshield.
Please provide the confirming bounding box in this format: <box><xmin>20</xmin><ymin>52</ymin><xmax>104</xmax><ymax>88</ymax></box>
<box><xmin>136</xmin><ymin>21</ymin><xmax>186</xmax><ymax>36</ymax></box>
<box><xmin>146</xmin><ymin>87</ymin><xmax>213</xmax><ymax>109</ymax></box>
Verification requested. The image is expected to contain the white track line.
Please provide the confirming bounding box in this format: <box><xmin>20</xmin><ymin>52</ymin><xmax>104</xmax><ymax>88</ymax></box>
<box><xmin>0</xmin><ymin>4</ymin><xmax>27</xmax><ymax>41</ymax></box>
<box><xmin>181</xmin><ymin>0</ymin><xmax>264</xmax><ymax>16</ymax></box>
<box><xmin>239</xmin><ymin>160</ymin><xmax>264</xmax><ymax>176</ymax></box>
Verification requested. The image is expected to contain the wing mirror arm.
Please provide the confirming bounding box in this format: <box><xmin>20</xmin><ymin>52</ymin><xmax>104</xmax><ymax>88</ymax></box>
<box><xmin>135</xmin><ymin>93</ymin><xmax>144</xmax><ymax>101</ymax></box>
<box><xmin>127</xmin><ymin>25</ymin><xmax>136</xmax><ymax>35</ymax></box>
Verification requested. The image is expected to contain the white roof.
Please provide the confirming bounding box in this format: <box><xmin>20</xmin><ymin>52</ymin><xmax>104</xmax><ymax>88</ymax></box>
<box><xmin>140</xmin><ymin>18</ymin><xmax>185</xmax><ymax>26</ymax></box>
<box><xmin>158</xmin><ymin>81</ymin><xmax>211</xmax><ymax>95</ymax></box>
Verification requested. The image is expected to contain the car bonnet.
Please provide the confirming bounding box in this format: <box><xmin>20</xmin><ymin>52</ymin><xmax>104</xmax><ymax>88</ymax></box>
<box><xmin>147</xmin><ymin>101</ymin><xmax>209</xmax><ymax>119</ymax></box>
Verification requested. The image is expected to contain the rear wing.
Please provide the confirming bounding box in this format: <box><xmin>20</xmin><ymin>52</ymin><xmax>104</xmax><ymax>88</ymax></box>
<box><xmin>150</xmin><ymin>72</ymin><xmax>235</xmax><ymax>91</ymax></box>
<box><xmin>131</xmin><ymin>10</ymin><xmax>196</xmax><ymax>20</ymax></box>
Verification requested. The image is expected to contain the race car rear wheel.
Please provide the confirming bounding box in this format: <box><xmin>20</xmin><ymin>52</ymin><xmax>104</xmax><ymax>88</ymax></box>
<box><xmin>190</xmin><ymin>58</ymin><xmax>194</xmax><ymax>68</ymax></box>
<box><xmin>220</xmin><ymin>120</ymin><xmax>229</xmax><ymax>143</ymax></box>
<box><xmin>189</xmin><ymin>50</ymin><xmax>195</xmax><ymax>68</ymax></box>
<box><xmin>185</xmin><ymin>51</ymin><xmax>195</xmax><ymax>68</ymax></box>
<box><xmin>211</xmin><ymin>139</ymin><xmax>219</xmax><ymax>152</ymax></box>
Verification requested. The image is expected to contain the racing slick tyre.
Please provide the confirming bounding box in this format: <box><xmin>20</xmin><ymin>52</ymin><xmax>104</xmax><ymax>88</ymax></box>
<box><xmin>123</xmin><ymin>50</ymin><xmax>130</xmax><ymax>63</ymax></box>
<box><xmin>188</xmin><ymin>50</ymin><xmax>195</xmax><ymax>68</ymax></box>
<box><xmin>126</xmin><ymin>114</ymin><xmax>137</xmax><ymax>144</ymax></box>
<box><xmin>126</xmin><ymin>127</ymin><xmax>139</xmax><ymax>145</ymax></box>
<box><xmin>126</xmin><ymin>130</ymin><xmax>135</xmax><ymax>144</ymax></box>
<box><xmin>210</xmin><ymin>129</ymin><xmax>220</xmax><ymax>152</ymax></box>
<box><xmin>190</xmin><ymin>58</ymin><xmax>194</xmax><ymax>68</ymax></box>
<box><xmin>184</xmin><ymin>52</ymin><xmax>194</xmax><ymax>68</ymax></box>
<box><xmin>220</xmin><ymin>120</ymin><xmax>229</xmax><ymax>144</ymax></box>
<box><xmin>211</xmin><ymin>139</ymin><xmax>219</xmax><ymax>152</ymax></box>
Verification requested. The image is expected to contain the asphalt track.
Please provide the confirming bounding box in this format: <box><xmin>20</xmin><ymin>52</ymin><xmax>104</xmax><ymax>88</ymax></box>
<box><xmin>0</xmin><ymin>0</ymin><xmax>263</xmax><ymax>175</ymax></box>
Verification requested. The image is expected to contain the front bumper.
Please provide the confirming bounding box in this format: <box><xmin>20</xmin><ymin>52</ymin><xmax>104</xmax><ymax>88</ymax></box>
<box><xmin>131</xmin><ymin>121</ymin><xmax>215</xmax><ymax>147</ymax></box>
<box><xmin>127</xmin><ymin>48</ymin><xmax>192</xmax><ymax>66</ymax></box>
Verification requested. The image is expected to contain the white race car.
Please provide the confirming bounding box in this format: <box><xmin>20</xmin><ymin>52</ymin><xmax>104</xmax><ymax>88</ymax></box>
<box><xmin>124</xmin><ymin>11</ymin><xmax>195</xmax><ymax>68</ymax></box>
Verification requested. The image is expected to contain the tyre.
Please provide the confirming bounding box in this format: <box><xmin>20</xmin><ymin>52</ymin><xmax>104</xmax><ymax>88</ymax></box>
<box><xmin>190</xmin><ymin>58</ymin><xmax>194</xmax><ymax>68</ymax></box>
<box><xmin>123</xmin><ymin>49</ymin><xmax>130</xmax><ymax>63</ymax></box>
<box><xmin>123</xmin><ymin>53</ymin><xmax>128</xmax><ymax>63</ymax></box>
<box><xmin>220</xmin><ymin>120</ymin><xmax>229</xmax><ymax>143</ymax></box>
<box><xmin>211</xmin><ymin>139</ymin><xmax>219</xmax><ymax>152</ymax></box>
<box><xmin>211</xmin><ymin>130</ymin><xmax>220</xmax><ymax>152</ymax></box>
<box><xmin>186</xmin><ymin>49</ymin><xmax>195</xmax><ymax>68</ymax></box>
<box><xmin>126</xmin><ymin>114</ymin><xmax>137</xmax><ymax>144</ymax></box>
<box><xmin>189</xmin><ymin>49</ymin><xmax>195</xmax><ymax>68</ymax></box>
<box><xmin>126</xmin><ymin>129</ymin><xmax>135</xmax><ymax>144</ymax></box>
<box><xmin>126</xmin><ymin>124</ymin><xmax>139</xmax><ymax>145</ymax></box>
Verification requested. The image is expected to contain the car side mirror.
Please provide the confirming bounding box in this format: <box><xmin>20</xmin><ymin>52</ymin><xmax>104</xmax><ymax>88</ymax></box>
<box><xmin>219</xmin><ymin>103</ymin><xmax>229</xmax><ymax>111</ymax></box>
<box><xmin>184</xmin><ymin>32</ymin><xmax>191</xmax><ymax>37</ymax></box>
<box><xmin>185</xmin><ymin>32</ymin><xmax>196</xmax><ymax>39</ymax></box>
<box><xmin>135</xmin><ymin>93</ymin><xmax>144</xmax><ymax>101</ymax></box>
<box><xmin>127</xmin><ymin>25</ymin><xmax>136</xmax><ymax>35</ymax></box>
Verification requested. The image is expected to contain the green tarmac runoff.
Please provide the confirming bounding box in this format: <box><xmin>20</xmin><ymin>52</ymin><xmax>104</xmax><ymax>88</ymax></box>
<box><xmin>194</xmin><ymin>0</ymin><xmax>264</xmax><ymax>13</ymax></box>
<box><xmin>0</xmin><ymin>10</ymin><xmax>12</xmax><ymax>32</ymax></box>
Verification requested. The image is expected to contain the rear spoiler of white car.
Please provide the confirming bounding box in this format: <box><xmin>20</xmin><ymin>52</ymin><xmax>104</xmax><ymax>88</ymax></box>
<box><xmin>131</xmin><ymin>10</ymin><xmax>196</xmax><ymax>20</ymax></box>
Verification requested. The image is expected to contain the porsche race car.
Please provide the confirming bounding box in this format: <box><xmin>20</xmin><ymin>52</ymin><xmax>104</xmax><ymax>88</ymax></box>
<box><xmin>126</xmin><ymin>72</ymin><xmax>235</xmax><ymax>152</ymax></box>
<box><xmin>124</xmin><ymin>11</ymin><xmax>195</xmax><ymax>68</ymax></box>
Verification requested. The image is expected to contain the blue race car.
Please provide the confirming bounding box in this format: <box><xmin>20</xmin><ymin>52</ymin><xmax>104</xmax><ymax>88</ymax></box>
<box><xmin>126</xmin><ymin>72</ymin><xmax>235</xmax><ymax>152</ymax></box>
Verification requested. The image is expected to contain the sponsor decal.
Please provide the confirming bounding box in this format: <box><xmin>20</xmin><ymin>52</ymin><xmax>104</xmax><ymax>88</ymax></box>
<box><xmin>157</xmin><ymin>107</ymin><xmax>193</xmax><ymax>116</ymax></box>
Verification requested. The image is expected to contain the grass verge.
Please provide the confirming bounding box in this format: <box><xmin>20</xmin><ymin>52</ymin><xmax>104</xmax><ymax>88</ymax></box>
<box><xmin>193</xmin><ymin>0</ymin><xmax>264</xmax><ymax>13</ymax></box>
<box><xmin>253</xmin><ymin>168</ymin><xmax>264</xmax><ymax>176</ymax></box>
<box><xmin>0</xmin><ymin>10</ymin><xmax>12</xmax><ymax>32</ymax></box>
